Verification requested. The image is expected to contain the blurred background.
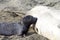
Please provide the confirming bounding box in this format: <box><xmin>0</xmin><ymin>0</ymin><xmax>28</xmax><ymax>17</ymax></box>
<box><xmin>0</xmin><ymin>0</ymin><xmax>60</xmax><ymax>40</ymax></box>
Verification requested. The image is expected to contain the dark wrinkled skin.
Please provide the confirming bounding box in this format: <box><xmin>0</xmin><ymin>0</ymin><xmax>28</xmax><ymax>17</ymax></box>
<box><xmin>0</xmin><ymin>15</ymin><xmax>37</xmax><ymax>37</ymax></box>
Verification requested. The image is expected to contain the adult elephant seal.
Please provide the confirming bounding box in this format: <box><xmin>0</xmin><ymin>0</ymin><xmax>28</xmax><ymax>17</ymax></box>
<box><xmin>26</xmin><ymin>5</ymin><xmax>60</xmax><ymax>40</ymax></box>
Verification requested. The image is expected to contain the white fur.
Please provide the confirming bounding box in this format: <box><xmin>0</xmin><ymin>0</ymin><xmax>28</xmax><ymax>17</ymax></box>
<box><xmin>26</xmin><ymin>5</ymin><xmax>60</xmax><ymax>40</ymax></box>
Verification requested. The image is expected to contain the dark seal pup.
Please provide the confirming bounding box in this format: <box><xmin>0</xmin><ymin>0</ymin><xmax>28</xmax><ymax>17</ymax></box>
<box><xmin>0</xmin><ymin>15</ymin><xmax>37</xmax><ymax>37</ymax></box>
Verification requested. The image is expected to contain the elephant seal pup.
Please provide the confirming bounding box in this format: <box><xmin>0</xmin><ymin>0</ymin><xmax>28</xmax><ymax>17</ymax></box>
<box><xmin>0</xmin><ymin>15</ymin><xmax>37</xmax><ymax>37</ymax></box>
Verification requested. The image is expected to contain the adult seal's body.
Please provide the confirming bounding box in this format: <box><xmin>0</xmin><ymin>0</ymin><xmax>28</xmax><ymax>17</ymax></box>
<box><xmin>26</xmin><ymin>5</ymin><xmax>60</xmax><ymax>40</ymax></box>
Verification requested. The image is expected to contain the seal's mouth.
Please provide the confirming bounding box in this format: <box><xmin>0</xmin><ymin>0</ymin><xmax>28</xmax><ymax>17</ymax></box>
<box><xmin>34</xmin><ymin>27</ymin><xmax>38</xmax><ymax>34</ymax></box>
